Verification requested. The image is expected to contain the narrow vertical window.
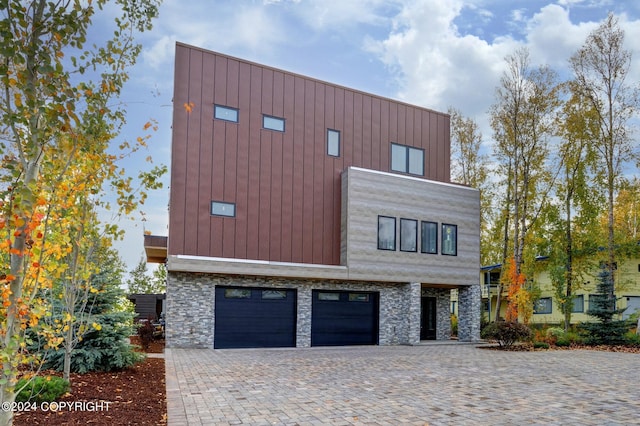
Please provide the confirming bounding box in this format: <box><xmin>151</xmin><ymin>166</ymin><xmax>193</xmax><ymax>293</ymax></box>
<box><xmin>441</xmin><ymin>223</ymin><xmax>457</xmax><ymax>256</ymax></box>
<box><xmin>400</xmin><ymin>218</ymin><xmax>417</xmax><ymax>252</ymax></box>
<box><xmin>327</xmin><ymin>129</ymin><xmax>340</xmax><ymax>157</ymax></box>
<box><xmin>377</xmin><ymin>216</ymin><xmax>396</xmax><ymax>251</ymax></box>
<box><xmin>421</xmin><ymin>221</ymin><xmax>438</xmax><ymax>254</ymax></box>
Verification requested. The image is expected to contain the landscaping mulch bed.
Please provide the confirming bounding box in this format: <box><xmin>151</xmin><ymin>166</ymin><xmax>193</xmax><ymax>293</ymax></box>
<box><xmin>482</xmin><ymin>342</ymin><xmax>640</xmax><ymax>353</ymax></box>
<box><xmin>14</xmin><ymin>339</ymin><xmax>166</xmax><ymax>426</ymax></box>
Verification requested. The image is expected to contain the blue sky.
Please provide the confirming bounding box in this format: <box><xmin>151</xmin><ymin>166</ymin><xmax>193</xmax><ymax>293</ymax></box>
<box><xmin>106</xmin><ymin>0</ymin><xmax>640</xmax><ymax>275</ymax></box>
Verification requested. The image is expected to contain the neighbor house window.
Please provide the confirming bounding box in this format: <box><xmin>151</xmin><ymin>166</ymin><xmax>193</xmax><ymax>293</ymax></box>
<box><xmin>572</xmin><ymin>295</ymin><xmax>584</xmax><ymax>313</ymax></box>
<box><xmin>263</xmin><ymin>114</ymin><xmax>285</xmax><ymax>132</ymax></box>
<box><xmin>421</xmin><ymin>221</ymin><xmax>438</xmax><ymax>254</ymax></box>
<box><xmin>534</xmin><ymin>297</ymin><xmax>552</xmax><ymax>314</ymax></box>
<box><xmin>378</xmin><ymin>216</ymin><xmax>396</xmax><ymax>251</ymax></box>
<box><xmin>441</xmin><ymin>224</ymin><xmax>457</xmax><ymax>256</ymax></box>
<box><xmin>400</xmin><ymin>218</ymin><xmax>417</xmax><ymax>252</ymax></box>
<box><xmin>327</xmin><ymin>129</ymin><xmax>340</xmax><ymax>157</ymax></box>
<box><xmin>391</xmin><ymin>143</ymin><xmax>424</xmax><ymax>175</ymax></box>
<box><xmin>214</xmin><ymin>105</ymin><xmax>239</xmax><ymax>122</ymax></box>
<box><xmin>211</xmin><ymin>201</ymin><xmax>236</xmax><ymax>217</ymax></box>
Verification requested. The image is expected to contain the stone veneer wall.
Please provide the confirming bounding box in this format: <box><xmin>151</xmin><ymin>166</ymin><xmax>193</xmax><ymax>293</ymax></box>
<box><xmin>166</xmin><ymin>272</ymin><xmax>422</xmax><ymax>348</ymax></box>
<box><xmin>421</xmin><ymin>287</ymin><xmax>452</xmax><ymax>340</ymax></box>
<box><xmin>457</xmin><ymin>284</ymin><xmax>481</xmax><ymax>341</ymax></box>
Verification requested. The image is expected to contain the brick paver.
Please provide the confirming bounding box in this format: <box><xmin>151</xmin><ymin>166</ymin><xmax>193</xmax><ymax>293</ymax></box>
<box><xmin>165</xmin><ymin>344</ymin><xmax>640</xmax><ymax>425</ymax></box>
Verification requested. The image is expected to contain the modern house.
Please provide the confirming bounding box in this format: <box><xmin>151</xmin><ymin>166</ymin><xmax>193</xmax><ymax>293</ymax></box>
<box><xmin>478</xmin><ymin>257</ymin><xmax>640</xmax><ymax>324</ymax></box>
<box><xmin>145</xmin><ymin>43</ymin><xmax>481</xmax><ymax>349</ymax></box>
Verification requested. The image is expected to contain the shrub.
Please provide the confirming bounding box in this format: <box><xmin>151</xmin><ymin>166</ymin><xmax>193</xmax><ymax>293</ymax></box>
<box><xmin>533</xmin><ymin>341</ymin><xmax>549</xmax><ymax>349</ymax></box>
<box><xmin>15</xmin><ymin>376</ymin><xmax>69</xmax><ymax>403</ymax></box>
<box><xmin>137</xmin><ymin>319</ymin><xmax>156</xmax><ymax>350</ymax></box>
<box><xmin>481</xmin><ymin>321</ymin><xmax>532</xmax><ymax>348</ymax></box>
<box><xmin>450</xmin><ymin>314</ymin><xmax>458</xmax><ymax>337</ymax></box>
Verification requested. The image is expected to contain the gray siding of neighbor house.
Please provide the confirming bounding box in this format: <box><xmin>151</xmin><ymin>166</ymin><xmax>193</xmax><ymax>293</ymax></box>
<box><xmin>341</xmin><ymin>167</ymin><xmax>480</xmax><ymax>286</ymax></box>
<box><xmin>165</xmin><ymin>272</ymin><xmax>423</xmax><ymax>348</ymax></box>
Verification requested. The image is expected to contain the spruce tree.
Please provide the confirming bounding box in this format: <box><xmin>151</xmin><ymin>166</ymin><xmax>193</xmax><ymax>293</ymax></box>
<box><xmin>582</xmin><ymin>269</ymin><xmax>629</xmax><ymax>344</ymax></box>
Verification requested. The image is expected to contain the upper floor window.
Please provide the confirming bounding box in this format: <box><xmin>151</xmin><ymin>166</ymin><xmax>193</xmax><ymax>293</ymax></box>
<box><xmin>214</xmin><ymin>105</ymin><xmax>239</xmax><ymax>122</ymax></box>
<box><xmin>377</xmin><ymin>216</ymin><xmax>396</xmax><ymax>251</ymax></box>
<box><xmin>572</xmin><ymin>295</ymin><xmax>584</xmax><ymax>313</ymax></box>
<box><xmin>441</xmin><ymin>223</ymin><xmax>457</xmax><ymax>256</ymax></box>
<box><xmin>263</xmin><ymin>114</ymin><xmax>285</xmax><ymax>132</ymax></box>
<box><xmin>421</xmin><ymin>221</ymin><xmax>438</xmax><ymax>254</ymax></box>
<box><xmin>391</xmin><ymin>143</ymin><xmax>424</xmax><ymax>176</ymax></box>
<box><xmin>211</xmin><ymin>201</ymin><xmax>236</xmax><ymax>217</ymax></box>
<box><xmin>400</xmin><ymin>218</ymin><xmax>417</xmax><ymax>252</ymax></box>
<box><xmin>327</xmin><ymin>129</ymin><xmax>340</xmax><ymax>157</ymax></box>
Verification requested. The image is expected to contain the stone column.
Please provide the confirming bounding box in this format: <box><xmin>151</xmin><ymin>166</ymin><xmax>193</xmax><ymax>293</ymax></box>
<box><xmin>457</xmin><ymin>284</ymin><xmax>481</xmax><ymax>342</ymax></box>
<box><xmin>296</xmin><ymin>286</ymin><xmax>312</xmax><ymax>347</ymax></box>
<box><xmin>407</xmin><ymin>282</ymin><xmax>421</xmax><ymax>345</ymax></box>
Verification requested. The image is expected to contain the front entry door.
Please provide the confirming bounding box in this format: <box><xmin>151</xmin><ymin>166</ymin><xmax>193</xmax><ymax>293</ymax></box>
<box><xmin>421</xmin><ymin>297</ymin><xmax>437</xmax><ymax>340</ymax></box>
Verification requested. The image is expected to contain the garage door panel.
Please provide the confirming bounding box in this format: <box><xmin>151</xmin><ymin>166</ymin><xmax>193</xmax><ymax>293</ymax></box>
<box><xmin>214</xmin><ymin>287</ymin><xmax>296</xmax><ymax>349</ymax></box>
<box><xmin>311</xmin><ymin>290</ymin><xmax>379</xmax><ymax>346</ymax></box>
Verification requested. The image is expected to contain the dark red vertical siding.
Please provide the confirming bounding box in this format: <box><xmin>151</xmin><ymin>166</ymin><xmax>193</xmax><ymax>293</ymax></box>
<box><xmin>169</xmin><ymin>43</ymin><xmax>451</xmax><ymax>265</ymax></box>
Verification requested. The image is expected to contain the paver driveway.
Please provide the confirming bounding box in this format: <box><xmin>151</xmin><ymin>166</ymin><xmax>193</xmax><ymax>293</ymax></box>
<box><xmin>165</xmin><ymin>344</ymin><xmax>640</xmax><ymax>425</ymax></box>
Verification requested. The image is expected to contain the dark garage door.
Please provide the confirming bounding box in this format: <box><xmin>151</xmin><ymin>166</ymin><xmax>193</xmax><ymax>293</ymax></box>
<box><xmin>214</xmin><ymin>287</ymin><xmax>297</xmax><ymax>349</ymax></box>
<box><xmin>311</xmin><ymin>290</ymin><xmax>379</xmax><ymax>346</ymax></box>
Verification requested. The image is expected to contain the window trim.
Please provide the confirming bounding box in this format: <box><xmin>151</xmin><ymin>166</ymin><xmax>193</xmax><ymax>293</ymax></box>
<box><xmin>400</xmin><ymin>218</ymin><xmax>418</xmax><ymax>252</ymax></box>
<box><xmin>421</xmin><ymin>221</ymin><xmax>438</xmax><ymax>254</ymax></box>
<box><xmin>327</xmin><ymin>129</ymin><xmax>340</xmax><ymax>157</ymax></box>
<box><xmin>377</xmin><ymin>215</ymin><xmax>396</xmax><ymax>251</ymax></box>
<box><xmin>214</xmin><ymin>104</ymin><xmax>239</xmax><ymax>123</ymax></box>
<box><xmin>211</xmin><ymin>201</ymin><xmax>236</xmax><ymax>218</ymax></box>
<box><xmin>390</xmin><ymin>142</ymin><xmax>425</xmax><ymax>176</ymax></box>
<box><xmin>441</xmin><ymin>223</ymin><xmax>458</xmax><ymax>256</ymax></box>
<box><xmin>263</xmin><ymin>114</ymin><xmax>285</xmax><ymax>132</ymax></box>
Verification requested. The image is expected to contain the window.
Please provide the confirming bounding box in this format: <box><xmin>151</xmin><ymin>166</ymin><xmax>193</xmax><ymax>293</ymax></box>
<box><xmin>391</xmin><ymin>143</ymin><xmax>424</xmax><ymax>176</ymax></box>
<box><xmin>441</xmin><ymin>224</ymin><xmax>457</xmax><ymax>256</ymax></box>
<box><xmin>214</xmin><ymin>105</ymin><xmax>239</xmax><ymax>122</ymax></box>
<box><xmin>400</xmin><ymin>218</ymin><xmax>417</xmax><ymax>252</ymax></box>
<box><xmin>349</xmin><ymin>293</ymin><xmax>370</xmax><ymax>302</ymax></box>
<box><xmin>262</xmin><ymin>290</ymin><xmax>287</xmax><ymax>300</ymax></box>
<box><xmin>421</xmin><ymin>221</ymin><xmax>438</xmax><ymax>254</ymax></box>
<box><xmin>211</xmin><ymin>201</ymin><xmax>236</xmax><ymax>217</ymax></box>
<box><xmin>318</xmin><ymin>292</ymin><xmax>340</xmax><ymax>301</ymax></box>
<box><xmin>534</xmin><ymin>297</ymin><xmax>552</xmax><ymax>314</ymax></box>
<box><xmin>572</xmin><ymin>295</ymin><xmax>584</xmax><ymax>313</ymax></box>
<box><xmin>224</xmin><ymin>288</ymin><xmax>251</xmax><ymax>299</ymax></box>
<box><xmin>451</xmin><ymin>301</ymin><xmax>457</xmax><ymax>314</ymax></box>
<box><xmin>377</xmin><ymin>216</ymin><xmax>396</xmax><ymax>250</ymax></box>
<box><xmin>327</xmin><ymin>129</ymin><xmax>340</xmax><ymax>157</ymax></box>
<box><xmin>263</xmin><ymin>114</ymin><xmax>285</xmax><ymax>132</ymax></box>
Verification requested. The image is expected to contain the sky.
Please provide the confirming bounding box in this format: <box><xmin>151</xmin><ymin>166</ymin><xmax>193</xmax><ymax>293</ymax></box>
<box><xmin>105</xmin><ymin>0</ymin><xmax>640</xmax><ymax>277</ymax></box>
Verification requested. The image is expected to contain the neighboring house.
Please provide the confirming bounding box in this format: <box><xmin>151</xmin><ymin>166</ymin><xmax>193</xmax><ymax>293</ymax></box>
<box><xmin>144</xmin><ymin>43</ymin><xmax>481</xmax><ymax>349</ymax></box>
<box><xmin>477</xmin><ymin>257</ymin><xmax>640</xmax><ymax>324</ymax></box>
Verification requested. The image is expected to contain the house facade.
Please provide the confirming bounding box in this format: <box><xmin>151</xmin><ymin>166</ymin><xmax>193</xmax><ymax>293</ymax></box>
<box><xmin>478</xmin><ymin>257</ymin><xmax>640</xmax><ymax>324</ymax></box>
<box><xmin>146</xmin><ymin>43</ymin><xmax>481</xmax><ymax>349</ymax></box>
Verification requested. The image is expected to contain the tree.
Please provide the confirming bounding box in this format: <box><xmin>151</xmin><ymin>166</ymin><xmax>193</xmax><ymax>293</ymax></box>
<box><xmin>569</xmin><ymin>13</ymin><xmax>640</xmax><ymax>296</ymax></box>
<box><xmin>549</xmin><ymin>84</ymin><xmax>602</xmax><ymax>331</ymax></box>
<box><xmin>0</xmin><ymin>1</ymin><xmax>162</xmax><ymax>424</ymax></box>
<box><xmin>127</xmin><ymin>256</ymin><xmax>165</xmax><ymax>294</ymax></box>
<box><xmin>448</xmin><ymin>107</ymin><xmax>495</xmax><ymax>265</ymax></box>
<box><xmin>37</xmin><ymin>246</ymin><xmax>144</xmax><ymax>374</ymax></box>
<box><xmin>581</xmin><ymin>269</ymin><xmax>629</xmax><ymax>344</ymax></box>
<box><xmin>489</xmin><ymin>48</ymin><xmax>561</xmax><ymax>321</ymax></box>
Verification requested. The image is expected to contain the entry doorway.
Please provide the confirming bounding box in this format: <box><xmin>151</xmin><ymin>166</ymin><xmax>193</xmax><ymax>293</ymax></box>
<box><xmin>421</xmin><ymin>296</ymin><xmax>437</xmax><ymax>340</ymax></box>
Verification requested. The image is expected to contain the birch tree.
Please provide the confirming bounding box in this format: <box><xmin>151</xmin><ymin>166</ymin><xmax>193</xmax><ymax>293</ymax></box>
<box><xmin>569</xmin><ymin>13</ymin><xmax>640</xmax><ymax>291</ymax></box>
<box><xmin>0</xmin><ymin>1</ymin><xmax>161</xmax><ymax>424</ymax></box>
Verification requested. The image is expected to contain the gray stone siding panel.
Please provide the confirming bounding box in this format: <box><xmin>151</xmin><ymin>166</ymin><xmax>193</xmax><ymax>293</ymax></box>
<box><xmin>458</xmin><ymin>284</ymin><xmax>481</xmax><ymax>341</ymax></box>
<box><xmin>166</xmin><ymin>272</ymin><xmax>422</xmax><ymax>348</ymax></box>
